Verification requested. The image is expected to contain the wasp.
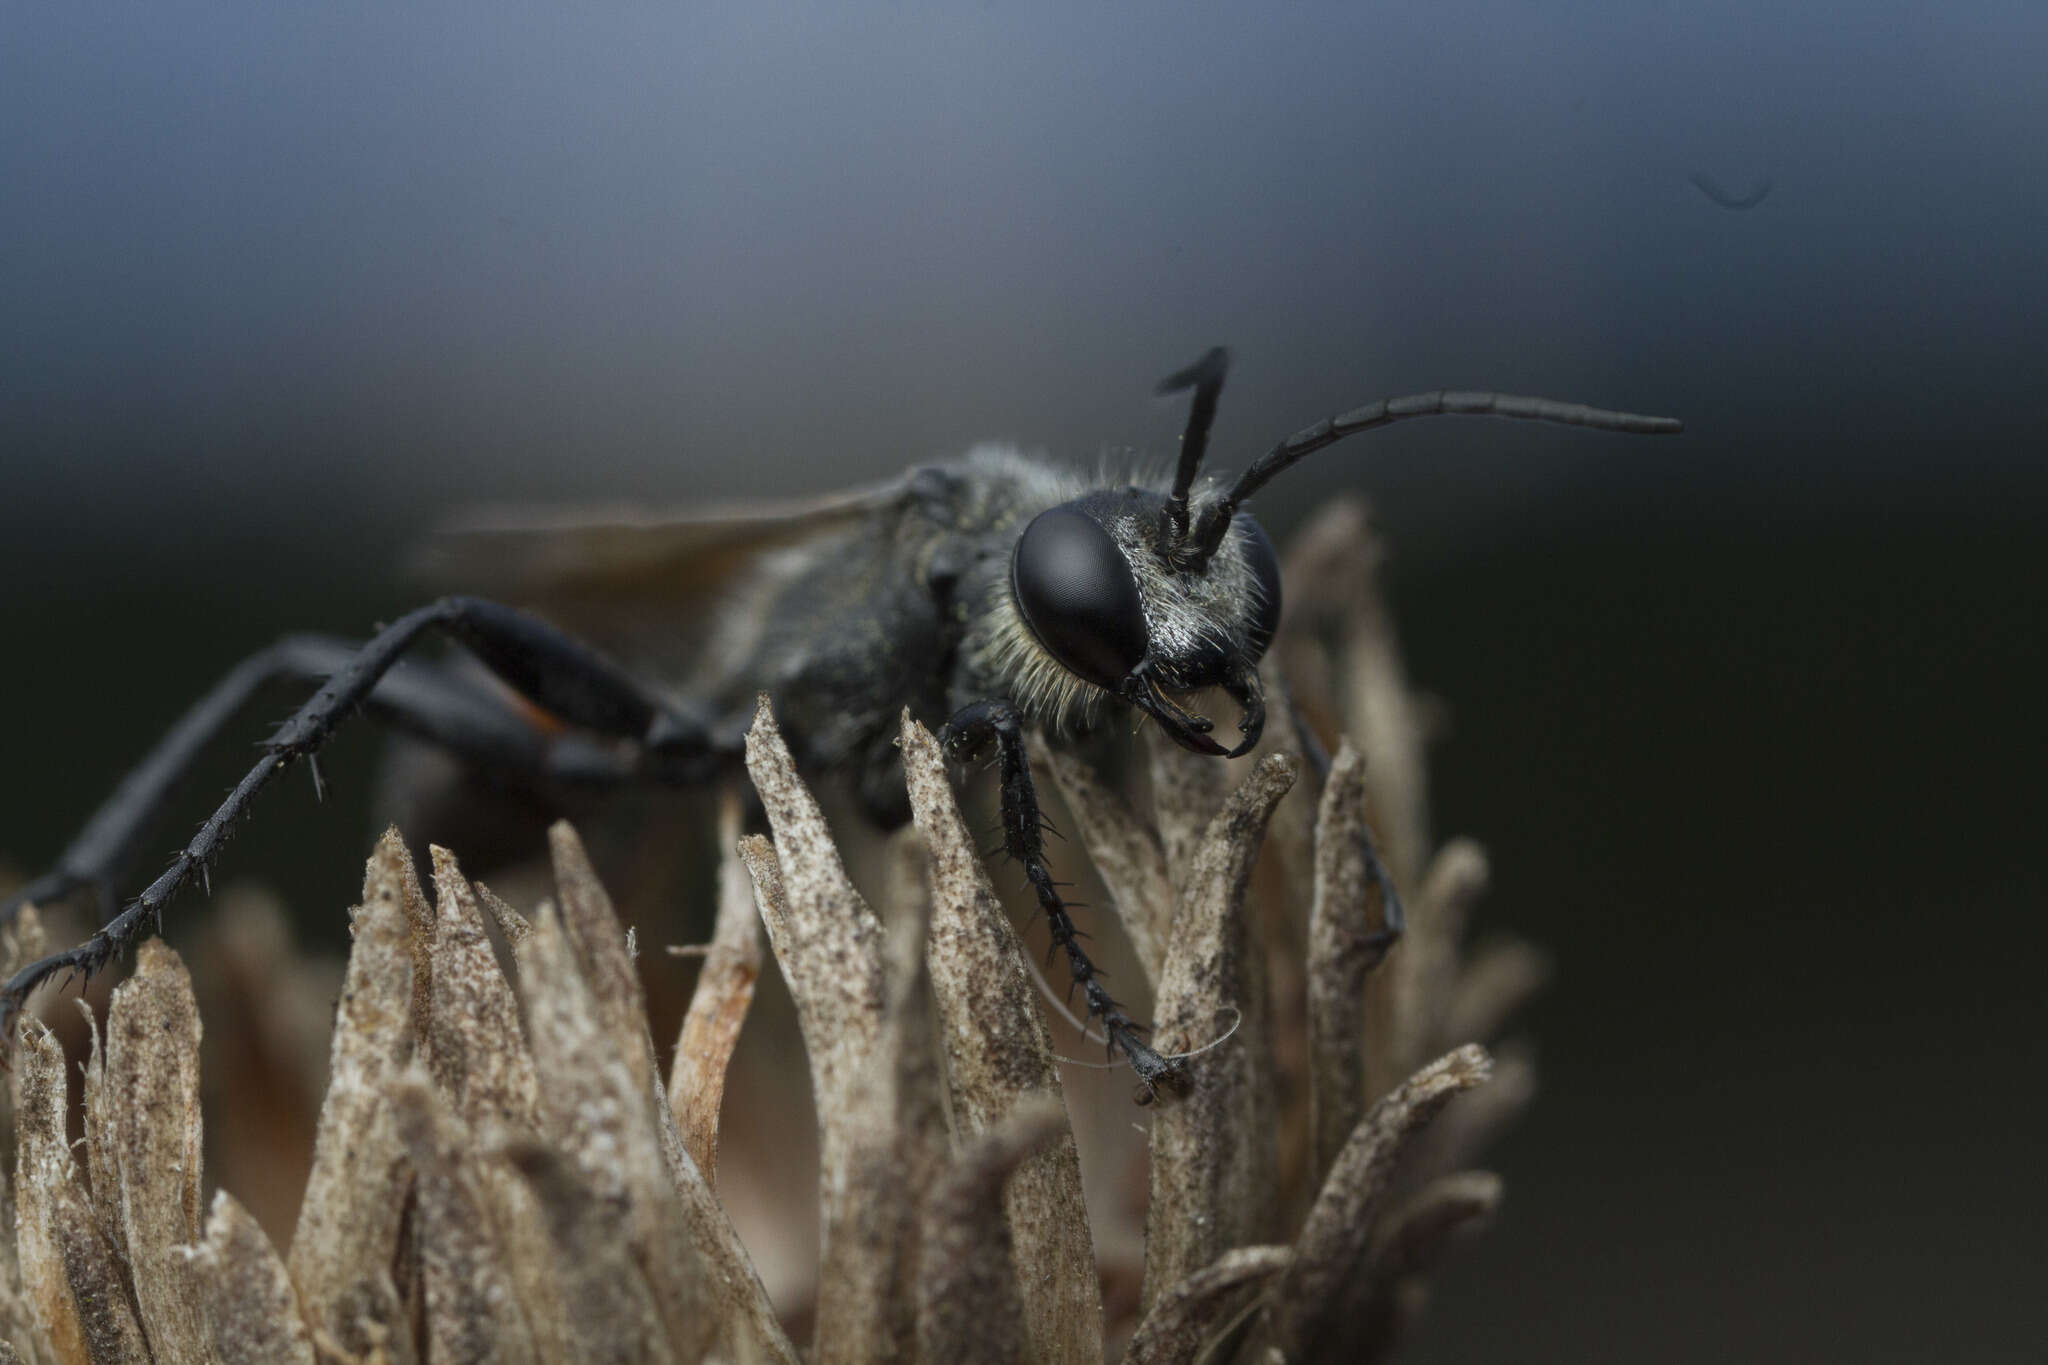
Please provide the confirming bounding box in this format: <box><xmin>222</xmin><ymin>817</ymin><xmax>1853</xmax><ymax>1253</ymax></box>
<box><xmin>0</xmin><ymin>350</ymin><xmax>1679</xmax><ymax>1095</ymax></box>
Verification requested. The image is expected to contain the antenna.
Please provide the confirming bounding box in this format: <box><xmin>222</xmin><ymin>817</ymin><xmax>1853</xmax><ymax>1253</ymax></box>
<box><xmin>1153</xmin><ymin>347</ymin><xmax>1230</xmax><ymax>563</ymax></box>
<box><xmin>1183</xmin><ymin>388</ymin><xmax>1684</xmax><ymax>568</ymax></box>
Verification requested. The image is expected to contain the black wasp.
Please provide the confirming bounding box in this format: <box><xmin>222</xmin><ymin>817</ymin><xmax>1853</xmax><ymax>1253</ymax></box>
<box><xmin>0</xmin><ymin>350</ymin><xmax>1679</xmax><ymax>1096</ymax></box>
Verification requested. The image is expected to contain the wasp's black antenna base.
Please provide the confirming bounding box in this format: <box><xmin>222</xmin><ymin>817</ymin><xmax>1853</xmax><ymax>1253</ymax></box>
<box><xmin>1154</xmin><ymin>346</ymin><xmax>1231</xmax><ymax>562</ymax></box>
<box><xmin>940</xmin><ymin>698</ymin><xmax>1181</xmax><ymax>1103</ymax></box>
<box><xmin>0</xmin><ymin>596</ymin><xmax>727</xmax><ymax>1042</ymax></box>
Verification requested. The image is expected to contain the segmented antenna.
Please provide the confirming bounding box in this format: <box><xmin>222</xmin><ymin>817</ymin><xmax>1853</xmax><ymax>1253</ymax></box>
<box><xmin>1154</xmin><ymin>347</ymin><xmax>1230</xmax><ymax>563</ymax></box>
<box><xmin>1182</xmin><ymin>389</ymin><xmax>1684</xmax><ymax>569</ymax></box>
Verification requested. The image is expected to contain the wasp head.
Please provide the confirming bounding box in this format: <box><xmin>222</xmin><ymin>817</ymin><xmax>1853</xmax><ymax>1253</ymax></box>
<box><xmin>998</xmin><ymin>344</ymin><xmax>1681</xmax><ymax>756</ymax></box>
<box><xmin>1009</xmin><ymin>485</ymin><xmax>1278</xmax><ymax>758</ymax></box>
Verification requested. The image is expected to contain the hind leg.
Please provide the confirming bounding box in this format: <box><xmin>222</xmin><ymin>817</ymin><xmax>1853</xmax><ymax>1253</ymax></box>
<box><xmin>3</xmin><ymin>633</ymin><xmax>647</xmax><ymax>928</ymax></box>
<box><xmin>0</xmin><ymin>596</ymin><xmax>729</xmax><ymax>1035</ymax></box>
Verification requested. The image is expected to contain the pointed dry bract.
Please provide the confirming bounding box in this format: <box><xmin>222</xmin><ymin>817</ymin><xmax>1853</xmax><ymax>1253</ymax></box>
<box><xmin>1255</xmin><ymin>660</ymin><xmax>1321</xmax><ymax>913</ymax></box>
<box><xmin>425</xmin><ymin>848</ymin><xmax>543</xmax><ymax>1139</ymax></box>
<box><xmin>14</xmin><ymin>1021</ymin><xmax>151</xmax><ymax>1365</ymax></box>
<box><xmin>811</xmin><ymin>827</ymin><xmax>946</xmax><ymax>1365</ymax></box>
<box><xmin>421</xmin><ymin>851</ymin><xmax>580</xmax><ymax>1365</ymax></box>
<box><xmin>101</xmin><ymin>940</ymin><xmax>216</xmax><ymax>1364</ymax></box>
<box><xmin>311</xmin><ymin>1273</ymin><xmax>416</xmax><ymax>1365</ymax></box>
<box><xmin>741</xmin><ymin>700</ymin><xmax>887</xmax><ymax>1110</ymax></box>
<box><xmin>875</xmin><ymin>827</ymin><xmax>948</xmax><ymax>1251</ymax></box>
<box><xmin>289</xmin><ymin>830</ymin><xmax>418</xmax><ymax>1350</ymax></box>
<box><xmin>1123</xmin><ymin>1245</ymin><xmax>1291</xmax><ymax>1365</ymax></box>
<box><xmin>1347</xmin><ymin>1170</ymin><xmax>1505</xmax><ymax>1359</ymax></box>
<box><xmin>1143</xmin><ymin>753</ymin><xmax>1295</xmax><ymax>1313</ymax></box>
<box><xmin>547</xmin><ymin>823</ymin><xmax>661</xmax><ymax>1101</ymax></box>
<box><xmin>1269</xmin><ymin>1044</ymin><xmax>1493</xmax><ymax>1362</ymax></box>
<box><xmin>516</xmin><ymin>903</ymin><xmax>713</xmax><ymax>1364</ymax></box>
<box><xmin>1307</xmin><ymin>739</ymin><xmax>1399</xmax><ymax>1186</ymax></box>
<box><xmin>1279</xmin><ymin>498</ymin><xmax>1430</xmax><ymax>885</ymax></box>
<box><xmin>915</xmin><ymin>1100</ymin><xmax>1065</xmax><ymax>1365</ymax></box>
<box><xmin>661</xmin><ymin>837</ymin><xmax>808</xmax><ymax>1365</ymax></box>
<box><xmin>1402</xmin><ymin>839</ymin><xmax>1490</xmax><ymax>1075</ymax></box>
<box><xmin>1376</xmin><ymin>1170</ymin><xmax>1505</xmax><ymax>1275</ymax></box>
<box><xmin>44</xmin><ymin>1167</ymin><xmax>151</xmax><ymax>1365</ymax></box>
<box><xmin>505</xmin><ymin>1140</ymin><xmax>677</xmax><ymax>1365</ymax></box>
<box><xmin>541</xmin><ymin>831</ymin><xmax>783</xmax><ymax>1362</ymax></box>
<box><xmin>1419</xmin><ymin>1046</ymin><xmax>1538</xmax><ymax>1185</ymax></box>
<box><xmin>0</xmin><ymin>912</ymin><xmax>41</xmax><ymax>1365</ymax></box>
<box><xmin>900</xmin><ymin>715</ymin><xmax>1102</xmax><ymax>1365</ymax></box>
<box><xmin>0</xmin><ymin>1278</ymin><xmax>33</xmax><ymax>1365</ymax></box>
<box><xmin>668</xmin><ymin>794</ymin><xmax>763</xmax><ymax>1186</ymax></box>
<box><xmin>647</xmin><ymin>1057</ymin><xmax>800</xmax><ymax>1365</ymax></box>
<box><xmin>76</xmin><ymin>1008</ymin><xmax>123</xmax><ymax>1274</ymax></box>
<box><xmin>188</xmin><ymin>1190</ymin><xmax>316</xmax><ymax>1365</ymax></box>
<box><xmin>388</xmin><ymin>827</ymin><xmax>437</xmax><ymax>1048</ymax></box>
<box><xmin>391</xmin><ymin>1074</ymin><xmax>539</xmax><ymax>1365</ymax></box>
<box><xmin>742</xmin><ymin>700</ymin><xmax>894</xmax><ymax>1362</ymax></box>
<box><xmin>474</xmin><ymin>883</ymin><xmax>532</xmax><ymax>947</ymax></box>
<box><xmin>1246</xmin><ymin>667</ymin><xmax>1322</xmax><ymax>1221</ymax></box>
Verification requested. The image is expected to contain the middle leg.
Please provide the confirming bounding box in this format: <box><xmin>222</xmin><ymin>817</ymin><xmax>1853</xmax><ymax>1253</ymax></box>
<box><xmin>941</xmin><ymin>698</ymin><xmax>1180</xmax><ymax>1102</ymax></box>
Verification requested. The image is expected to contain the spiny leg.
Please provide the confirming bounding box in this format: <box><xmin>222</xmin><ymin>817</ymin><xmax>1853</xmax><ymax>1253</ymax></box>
<box><xmin>0</xmin><ymin>596</ymin><xmax>712</xmax><ymax>1039</ymax></box>
<box><xmin>0</xmin><ymin>633</ymin><xmax>646</xmax><ymax>931</ymax></box>
<box><xmin>940</xmin><ymin>699</ymin><xmax>1181</xmax><ymax>1102</ymax></box>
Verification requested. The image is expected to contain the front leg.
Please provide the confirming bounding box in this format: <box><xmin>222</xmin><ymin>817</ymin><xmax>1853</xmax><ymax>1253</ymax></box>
<box><xmin>940</xmin><ymin>699</ymin><xmax>1181</xmax><ymax>1103</ymax></box>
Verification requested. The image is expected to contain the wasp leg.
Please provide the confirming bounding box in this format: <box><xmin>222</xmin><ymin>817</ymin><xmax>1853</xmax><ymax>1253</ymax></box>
<box><xmin>0</xmin><ymin>634</ymin><xmax>650</xmax><ymax>932</ymax></box>
<box><xmin>0</xmin><ymin>597</ymin><xmax>708</xmax><ymax>1039</ymax></box>
<box><xmin>940</xmin><ymin>699</ymin><xmax>1182</xmax><ymax>1103</ymax></box>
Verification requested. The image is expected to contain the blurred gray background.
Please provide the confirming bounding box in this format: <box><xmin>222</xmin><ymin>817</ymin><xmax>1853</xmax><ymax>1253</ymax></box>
<box><xmin>3</xmin><ymin>3</ymin><xmax>2042</xmax><ymax>1360</ymax></box>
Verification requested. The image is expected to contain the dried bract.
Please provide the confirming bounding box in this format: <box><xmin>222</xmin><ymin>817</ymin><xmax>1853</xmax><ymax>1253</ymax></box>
<box><xmin>1143</xmin><ymin>753</ymin><xmax>1295</xmax><ymax>1308</ymax></box>
<box><xmin>668</xmin><ymin>794</ymin><xmax>764</xmax><ymax>1187</ymax></box>
<box><xmin>902</xmin><ymin>716</ymin><xmax>1101</xmax><ymax>1365</ymax></box>
<box><xmin>915</xmin><ymin>1100</ymin><xmax>1065</xmax><ymax>1365</ymax></box>
<box><xmin>288</xmin><ymin>830</ymin><xmax>418</xmax><ymax>1353</ymax></box>
<box><xmin>186</xmin><ymin>1190</ymin><xmax>316</xmax><ymax>1365</ymax></box>
<box><xmin>1</xmin><ymin>497</ymin><xmax>1544</xmax><ymax>1365</ymax></box>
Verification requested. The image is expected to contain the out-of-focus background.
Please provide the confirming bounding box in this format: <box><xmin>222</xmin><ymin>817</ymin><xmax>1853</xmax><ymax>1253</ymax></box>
<box><xmin>3</xmin><ymin>4</ymin><xmax>2042</xmax><ymax>1360</ymax></box>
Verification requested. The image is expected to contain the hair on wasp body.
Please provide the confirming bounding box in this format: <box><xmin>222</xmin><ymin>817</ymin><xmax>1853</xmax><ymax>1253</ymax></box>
<box><xmin>0</xmin><ymin>349</ymin><xmax>1679</xmax><ymax>1100</ymax></box>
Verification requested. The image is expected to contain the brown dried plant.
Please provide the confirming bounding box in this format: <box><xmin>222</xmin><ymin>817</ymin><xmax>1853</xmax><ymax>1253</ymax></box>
<box><xmin>0</xmin><ymin>497</ymin><xmax>1545</xmax><ymax>1364</ymax></box>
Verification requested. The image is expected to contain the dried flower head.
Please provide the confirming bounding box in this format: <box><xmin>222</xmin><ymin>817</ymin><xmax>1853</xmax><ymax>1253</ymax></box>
<box><xmin>0</xmin><ymin>496</ymin><xmax>1541</xmax><ymax>1364</ymax></box>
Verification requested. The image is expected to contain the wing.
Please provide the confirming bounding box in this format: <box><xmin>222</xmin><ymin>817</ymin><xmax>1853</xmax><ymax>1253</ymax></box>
<box><xmin>414</xmin><ymin>476</ymin><xmax>913</xmax><ymax>602</ymax></box>
<box><xmin>410</xmin><ymin>475</ymin><xmax>916</xmax><ymax>680</ymax></box>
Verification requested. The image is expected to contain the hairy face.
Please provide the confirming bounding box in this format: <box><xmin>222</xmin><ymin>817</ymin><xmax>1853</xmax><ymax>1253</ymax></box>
<box><xmin>1007</xmin><ymin>486</ymin><xmax>1278</xmax><ymax>756</ymax></box>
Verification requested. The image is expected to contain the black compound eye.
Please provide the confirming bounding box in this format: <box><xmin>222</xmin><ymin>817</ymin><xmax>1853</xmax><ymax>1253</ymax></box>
<box><xmin>1237</xmin><ymin>513</ymin><xmax>1283</xmax><ymax>661</ymax></box>
<box><xmin>1011</xmin><ymin>506</ymin><xmax>1149</xmax><ymax>690</ymax></box>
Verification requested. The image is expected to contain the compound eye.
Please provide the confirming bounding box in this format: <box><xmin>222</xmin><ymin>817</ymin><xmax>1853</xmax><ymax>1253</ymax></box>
<box><xmin>1238</xmin><ymin>513</ymin><xmax>1283</xmax><ymax>661</ymax></box>
<box><xmin>1011</xmin><ymin>506</ymin><xmax>1149</xmax><ymax>690</ymax></box>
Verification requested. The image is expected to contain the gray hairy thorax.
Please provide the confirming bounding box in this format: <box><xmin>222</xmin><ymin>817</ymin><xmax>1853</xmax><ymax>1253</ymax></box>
<box><xmin>704</xmin><ymin>443</ymin><xmax>1259</xmax><ymax>824</ymax></box>
<box><xmin>706</xmin><ymin>447</ymin><xmax>1077</xmax><ymax>822</ymax></box>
